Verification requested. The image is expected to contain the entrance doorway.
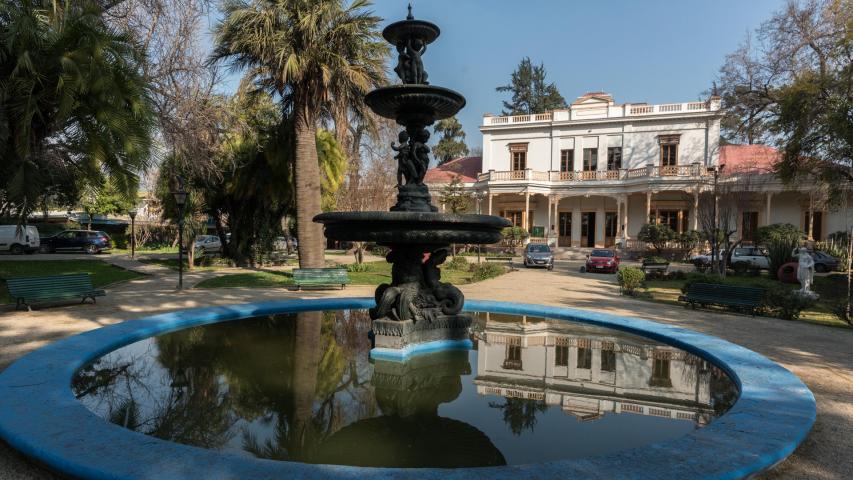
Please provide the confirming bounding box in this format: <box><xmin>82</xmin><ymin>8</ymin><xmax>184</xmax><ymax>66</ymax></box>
<box><xmin>804</xmin><ymin>211</ymin><xmax>823</xmax><ymax>241</ymax></box>
<box><xmin>581</xmin><ymin>212</ymin><xmax>596</xmax><ymax>247</ymax></box>
<box><xmin>558</xmin><ymin>212</ymin><xmax>571</xmax><ymax>247</ymax></box>
<box><xmin>604</xmin><ymin>212</ymin><xmax>617</xmax><ymax>247</ymax></box>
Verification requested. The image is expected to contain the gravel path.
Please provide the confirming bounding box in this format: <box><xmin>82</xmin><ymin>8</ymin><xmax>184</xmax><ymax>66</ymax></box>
<box><xmin>1</xmin><ymin>259</ymin><xmax>850</xmax><ymax>479</ymax></box>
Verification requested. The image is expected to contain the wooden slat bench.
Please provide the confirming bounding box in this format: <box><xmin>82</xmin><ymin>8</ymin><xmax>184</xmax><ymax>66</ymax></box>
<box><xmin>292</xmin><ymin>268</ymin><xmax>350</xmax><ymax>290</ymax></box>
<box><xmin>641</xmin><ymin>262</ymin><xmax>670</xmax><ymax>274</ymax></box>
<box><xmin>6</xmin><ymin>274</ymin><xmax>106</xmax><ymax>311</ymax></box>
<box><xmin>678</xmin><ymin>283</ymin><xmax>765</xmax><ymax>316</ymax></box>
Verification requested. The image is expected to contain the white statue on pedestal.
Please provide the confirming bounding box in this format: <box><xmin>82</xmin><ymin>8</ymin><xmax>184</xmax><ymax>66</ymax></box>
<box><xmin>796</xmin><ymin>248</ymin><xmax>816</xmax><ymax>297</ymax></box>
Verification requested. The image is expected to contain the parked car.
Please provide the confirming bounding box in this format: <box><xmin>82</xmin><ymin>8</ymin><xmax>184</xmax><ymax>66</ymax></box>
<box><xmin>273</xmin><ymin>236</ymin><xmax>297</xmax><ymax>252</ymax></box>
<box><xmin>728</xmin><ymin>246</ymin><xmax>770</xmax><ymax>272</ymax></box>
<box><xmin>39</xmin><ymin>230</ymin><xmax>111</xmax><ymax>254</ymax></box>
<box><xmin>194</xmin><ymin>235</ymin><xmax>222</xmax><ymax>254</ymax></box>
<box><xmin>523</xmin><ymin>243</ymin><xmax>554</xmax><ymax>270</ymax></box>
<box><xmin>791</xmin><ymin>249</ymin><xmax>839</xmax><ymax>272</ymax></box>
<box><xmin>584</xmin><ymin>249</ymin><xmax>620</xmax><ymax>273</ymax></box>
<box><xmin>0</xmin><ymin>225</ymin><xmax>40</xmax><ymax>254</ymax></box>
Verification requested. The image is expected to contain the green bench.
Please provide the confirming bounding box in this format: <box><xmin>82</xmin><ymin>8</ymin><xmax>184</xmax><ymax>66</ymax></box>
<box><xmin>292</xmin><ymin>268</ymin><xmax>350</xmax><ymax>290</ymax></box>
<box><xmin>6</xmin><ymin>274</ymin><xmax>106</xmax><ymax>311</ymax></box>
<box><xmin>678</xmin><ymin>282</ymin><xmax>765</xmax><ymax>316</ymax></box>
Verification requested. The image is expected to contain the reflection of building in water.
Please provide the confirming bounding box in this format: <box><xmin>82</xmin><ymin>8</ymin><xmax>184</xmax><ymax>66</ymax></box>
<box><xmin>473</xmin><ymin>313</ymin><xmax>730</xmax><ymax>425</ymax></box>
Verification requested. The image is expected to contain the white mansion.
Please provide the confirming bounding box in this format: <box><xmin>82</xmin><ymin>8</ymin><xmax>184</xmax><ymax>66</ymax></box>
<box><xmin>425</xmin><ymin>92</ymin><xmax>850</xmax><ymax>248</ymax></box>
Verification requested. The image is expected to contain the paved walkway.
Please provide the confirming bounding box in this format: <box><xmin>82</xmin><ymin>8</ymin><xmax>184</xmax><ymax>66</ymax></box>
<box><xmin>0</xmin><ymin>259</ymin><xmax>851</xmax><ymax>479</ymax></box>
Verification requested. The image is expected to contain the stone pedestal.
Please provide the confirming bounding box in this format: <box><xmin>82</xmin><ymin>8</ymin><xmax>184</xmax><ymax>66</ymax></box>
<box><xmin>372</xmin><ymin>314</ymin><xmax>472</xmax><ymax>350</ymax></box>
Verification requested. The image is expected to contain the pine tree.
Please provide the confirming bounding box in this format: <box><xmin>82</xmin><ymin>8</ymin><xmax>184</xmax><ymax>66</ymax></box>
<box><xmin>496</xmin><ymin>57</ymin><xmax>567</xmax><ymax>115</ymax></box>
<box><xmin>432</xmin><ymin>116</ymin><xmax>469</xmax><ymax>164</ymax></box>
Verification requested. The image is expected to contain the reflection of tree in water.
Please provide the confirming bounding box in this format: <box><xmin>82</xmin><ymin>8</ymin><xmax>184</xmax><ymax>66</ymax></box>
<box><xmin>489</xmin><ymin>397</ymin><xmax>549</xmax><ymax>436</ymax></box>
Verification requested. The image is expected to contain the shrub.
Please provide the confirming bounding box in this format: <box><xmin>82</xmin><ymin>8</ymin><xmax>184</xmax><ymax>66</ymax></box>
<box><xmin>346</xmin><ymin>262</ymin><xmax>370</xmax><ymax>273</ymax></box>
<box><xmin>676</xmin><ymin>230</ymin><xmax>702</xmax><ymax>260</ymax></box>
<box><xmin>368</xmin><ymin>244</ymin><xmax>390</xmax><ymax>256</ymax></box>
<box><xmin>446</xmin><ymin>255</ymin><xmax>469</xmax><ymax>271</ymax></box>
<box><xmin>665</xmin><ymin>270</ymin><xmax>686</xmax><ymax>281</ymax></box>
<box><xmin>616</xmin><ymin>267</ymin><xmax>645</xmax><ymax>295</ymax></box>
<box><xmin>758</xmin><ymin>224</ymin><xmax>804</xmax><ymax>279</ymax></box>
<box><xmin>638</xmin><ymin>223</ymin><xmax>676</xmax><ymax>254</ymax></box>
<box><xmin>642</xmin><ymin>255</ymin><xmax>669</xmax><ymax>265</ymax></box>
<box><xmin>680</xmin><ymin>272</ymin><xmax>725</xmax><ymax>294</ymax></box>
<box><xmin>761</xmin><ymin>286</ymin><xmax>817</xmax><ymax>320</ymax></box>
<box><xmin>470</xmin><ymin>263</ymin><xmax>505</xmax><ymax>282</ymax></box>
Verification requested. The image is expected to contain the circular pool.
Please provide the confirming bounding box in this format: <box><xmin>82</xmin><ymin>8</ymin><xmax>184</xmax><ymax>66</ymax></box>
<box><xmin>0</xmin><ymin>298</ymin><xmax>816</xmax><ymax>479</ymax></box>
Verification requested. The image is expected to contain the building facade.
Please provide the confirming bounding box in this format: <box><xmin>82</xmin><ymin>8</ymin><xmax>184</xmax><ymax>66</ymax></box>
<box><xmin>425</xmin><ymin>92</ymin><xmax>852</xmax><ymax>248</ymax></box>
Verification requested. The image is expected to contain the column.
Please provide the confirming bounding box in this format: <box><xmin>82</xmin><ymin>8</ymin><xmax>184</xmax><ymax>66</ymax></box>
<box><xmin>547</xmin><ymin>196</ymin><xmax>552</xmax><ymax>239</ymax></box>
<box><xmin>622</xmin><ymin>194</ymin><xmax>629</xmax><ymax>239</ymax></box>
<box><xmin>596</xmin><ymin>203</ymin><xmax>606</xmax><ymax>247</ymax></box>
<box><xmin>646</xmin><ymin>191</ymin><xmax>652</xmax><ymax>223</ymax></box>
<box><xmin>552</xmin><ymin>196</ymin><xmax>559</xmax><ymax>238</ymax></box>
<box><xmin>764</xmin><ymin>192</ymin><xmax>773</xmax><ymax>226</ymax></box>
<box><xmin>616</xmin><ymin>200</ymin><xmax>622</xmax><ymax>237</ymax></box>
<box><xmin>571</xmin><ymin>206</ymin><xmax>582</xmax><ymax>247</ymax></box>
<box><xmin>693</xmin><ymin>189</ymin><xmax>700</xmax><ymax>230</ymax></box>
<box><xmin>677</xmin><ymin>210</ymin><xmax>684</xmax><ymax>233</ymax></box>
<box><xmin>573</xmin><ymin>136</ymin><xmax>583</xmax><ymax>172</ymax></box>
<box><xmin>524</xmin><ymin>191</ymin><xmax>531</xmax><ymax>231</ymax></box>
<box><xmin>488</xmin><ymin>193</ymin><xmax>493</xmax><ymax>215</ymax></box>
<box><xmin>807</xmin><ymin>201</ymin><xmax>814</xmax><ymax>240</ymax></box>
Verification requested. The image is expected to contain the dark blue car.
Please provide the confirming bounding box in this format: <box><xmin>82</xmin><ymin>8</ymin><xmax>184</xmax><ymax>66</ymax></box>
<box><xmin>40</xmin><ymin>230</ymin><xmax>112</xmax><ymax>254</ymax></box>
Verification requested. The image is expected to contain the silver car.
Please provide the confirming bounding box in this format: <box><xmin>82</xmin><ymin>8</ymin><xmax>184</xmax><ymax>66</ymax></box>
<box><xmin>523</xmin><ymin>243</ymin><xmax>554</xmax><ymax>270</ymax></box>
<box><xmin>194</xmin><ymin>235</ymin><xmax>222</xmax><ymax>254</ymax></box>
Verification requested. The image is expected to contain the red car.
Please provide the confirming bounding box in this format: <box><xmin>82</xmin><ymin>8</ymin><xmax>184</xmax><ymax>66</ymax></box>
<box><xmin>584</xmin><ymin>249</ymin><xmax>620</xmax><ymax>273</ymax></box>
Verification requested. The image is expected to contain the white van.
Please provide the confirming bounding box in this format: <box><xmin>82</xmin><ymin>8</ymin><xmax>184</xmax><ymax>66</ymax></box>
<box><xmin>0</xmin><ymin>225</ymin><xmax>40</xmax><ymax>254</ymax></box>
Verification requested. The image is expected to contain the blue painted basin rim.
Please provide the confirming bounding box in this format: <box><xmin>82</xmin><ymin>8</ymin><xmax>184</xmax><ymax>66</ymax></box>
<box><xmin>0</xmin><ymin>298</ymin><xmax>815</xmax><ymax>479</ymax></box>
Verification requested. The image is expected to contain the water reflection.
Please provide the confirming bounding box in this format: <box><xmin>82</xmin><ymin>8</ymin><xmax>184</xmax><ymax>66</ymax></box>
<box><xmin>473</xmin><ymin>312</ymin><xmax>737</xmax><ymax>428</ymax></box>
<box><xmin>73</xmin><ymin>310</ymin><xmax>738</xmax><ymax>467</ymax></box>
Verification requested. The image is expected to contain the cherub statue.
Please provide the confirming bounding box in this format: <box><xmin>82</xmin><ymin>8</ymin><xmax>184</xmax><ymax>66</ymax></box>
<box><xmin>391</xmin><ymin>131</ymin><xmax>417</xmax><ymax>185</ymax></box>
<box><xmin>407</xmin><ymin>37</ymin><xmax>428</xmax><ymax>84</ymax></box>
<box><xmin>393</xmin><ymin>43</ymin><xmax>412</xmax><ymax>83</ymax></box>
<box><xmin>410</xmin><ymin>128</ymin><xmax>431</xmax><ymax>184</ymax></box>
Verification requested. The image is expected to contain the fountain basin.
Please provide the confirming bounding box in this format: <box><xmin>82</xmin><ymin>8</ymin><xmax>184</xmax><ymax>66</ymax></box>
<box><xmin>0</xmin><ymin>298</ymin><xmax>815</xmax><ymax>479</ymax></box>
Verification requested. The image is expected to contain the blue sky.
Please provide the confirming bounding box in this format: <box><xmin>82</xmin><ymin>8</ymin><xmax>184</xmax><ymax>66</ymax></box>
<box><xmin>211</xmin><ymin>0</ymin><xmax>785</xmax><ymax>148</ymax></box>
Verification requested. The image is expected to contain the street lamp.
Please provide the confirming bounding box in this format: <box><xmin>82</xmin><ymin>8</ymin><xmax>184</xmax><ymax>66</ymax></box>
<box><xmin>472</xmin><ymin>190</ymin><xmax>487</xmax><ymax>263</ymax></box>
<box><xmin>128</xmin><ymin>208</ymin><xmax>137</xmax><ymax>259</ymax></box>
<box><xmin>710</xmin><ymin>164</ymin><xmax>725</xmax><ymax>273</ymax></box>
<box><xmin>171</xmin><ymin>176</ymin><xmax>188</xmax><ymax>290</ymax></box>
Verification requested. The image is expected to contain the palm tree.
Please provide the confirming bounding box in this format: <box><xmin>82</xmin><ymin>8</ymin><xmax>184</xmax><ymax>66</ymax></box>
<box><xmin>211</xmin><ymin>0</ymin><xmax>386</xmax><ymax>268</ymax></box>
<box><xmin>0</xmin><ymin>0</ymin><xmax>154</xmax><ymax>221</ymax></box>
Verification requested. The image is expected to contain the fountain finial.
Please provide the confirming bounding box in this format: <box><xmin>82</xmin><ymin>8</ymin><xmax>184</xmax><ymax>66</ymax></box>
<box><xmin>407</xmin><ymin>3</ymin><xmax>413</xmax><ymax>20</ymax></box>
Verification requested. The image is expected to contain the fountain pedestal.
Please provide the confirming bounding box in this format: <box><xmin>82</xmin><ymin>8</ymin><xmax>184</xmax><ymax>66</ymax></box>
<box><xmin>314</xmin><ymin>8</ymin><xmax>510</xmax><ymax>359</ymax></box>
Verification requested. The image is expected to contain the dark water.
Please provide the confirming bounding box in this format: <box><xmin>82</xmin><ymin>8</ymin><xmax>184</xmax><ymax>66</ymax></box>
<box><xmin>73</xmin><ymin>310</ymin><xmax>738</xmax><ymax>468</ymax></box>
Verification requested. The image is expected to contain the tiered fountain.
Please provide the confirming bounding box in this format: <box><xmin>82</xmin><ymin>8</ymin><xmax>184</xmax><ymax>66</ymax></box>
<box><xmin>315</xmin><ymin>6</ymin><xmax>510</xmax><ymax>357</ymax></box>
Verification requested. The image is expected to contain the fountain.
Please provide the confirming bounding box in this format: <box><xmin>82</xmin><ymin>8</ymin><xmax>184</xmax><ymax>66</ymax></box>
<box><xmin>315</xmin><ymin>6</ymin><xmax>510</xmax><ymax>357</ymax></box>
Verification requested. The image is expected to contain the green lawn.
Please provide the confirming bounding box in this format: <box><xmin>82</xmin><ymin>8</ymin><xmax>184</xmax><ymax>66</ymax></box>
<box><xmin>111</xmin><ymin>246</ymin><xmax>179</xmax><ymax>255</ymax></box>
<box><xmin>643</xmin><ymin>272</ymin><xmax>851</xmax><ymax>328</ymax></box>
<box><xmin>195</xmin><ymin>260</ymin><xmax>498</xmax><ymax>289</ymax></box>
<box><xmin>0</xmin><ymin>260</ymin><xmax>142</xmax><ymax>304</ymax></box>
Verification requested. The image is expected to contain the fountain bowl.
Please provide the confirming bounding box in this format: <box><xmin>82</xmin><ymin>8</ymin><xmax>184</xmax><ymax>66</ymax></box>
<box><xmin>365</xmin><ymin>85</ymin><xmax>465</xmax><ymax>126</ymax></box>
<box><xmin>382</xmin><ymin>18</ymin><xmax>440</xmax><ymax>45</ymax></box>
<box><xmin>314</xmin><ymin>211</ymin><xmax>509</xmax><ymax>245</ymax></box>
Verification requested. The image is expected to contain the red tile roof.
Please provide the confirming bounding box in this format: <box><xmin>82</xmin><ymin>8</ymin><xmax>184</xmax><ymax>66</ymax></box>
<box><xmin>719</xmin><ymin>144</ymin><xmax>780</xmax><ymax>174</ymax></box>
<box><xmin>424</xmin><ymin>156</ymin><xmax>482</xmax><ymax>183</ymax></box>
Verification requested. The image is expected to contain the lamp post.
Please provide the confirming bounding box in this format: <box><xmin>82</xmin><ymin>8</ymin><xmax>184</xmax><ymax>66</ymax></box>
<box><xmin>710</xmin><ymin>164</ymin><xmax>724</xmax><ymax>274</ymax></box>
<box><xmin>172</xmin><ymin>177</ymin><xmax>188</xmax><ymax>290</ymax></box>
<box><xmin>128</xmin><ymin>209</ymin><xmax>137</xmax><ymax>259</ymax></box>
<box><xmin>473</xmin><ymin>190</ymin><xmax>487</xmax><ymax>263</ymax></box>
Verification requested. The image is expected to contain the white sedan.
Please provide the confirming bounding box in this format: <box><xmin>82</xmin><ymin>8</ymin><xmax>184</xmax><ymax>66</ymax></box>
<box><xmin>194</xmin><ymin>235</ymin><xmax>222</xmax><ymax>254</ymax></box>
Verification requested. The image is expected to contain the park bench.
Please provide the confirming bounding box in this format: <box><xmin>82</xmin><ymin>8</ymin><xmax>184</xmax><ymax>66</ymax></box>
<box><xmin>678</xmin><ymin>283</ymin><xmax>765</xmax><ymax>316</ymax></box>
<box><xmin>6</xmin><ymin>274</ymin><xmax>105</xmax><ymax>311</ymax></box>
<box><xmin>641</xmin><ymin>261</ymin><xmax>670</xmax><ymax>274</ymax></box>
<box><xmin>484</xmin><ymin>256</ymin><xmax>516</xmax><ymax>271</ymax></box>
<box><xmin>292</xmin><ymin>268</ymin><xmax>350</xmax><ymax>290</ymax></box>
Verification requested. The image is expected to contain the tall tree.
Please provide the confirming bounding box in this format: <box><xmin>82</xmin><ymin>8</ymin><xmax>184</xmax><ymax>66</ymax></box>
<box><xmin>0</xmin><ymin>0</ymin><xmax>154</xmax><ymax>222</ymax></box>
<box><xmin>496</xmin><ymin>57</ymin><xmax>567</xmax><ymax>115</ymax></box>
<box><xmin>211</xmin><ymin>0</ymin><xmax>386</xmax><ymax>268</ymax></box>
<box><xmin>432</xmin><ymin>116</ymin><xmax>469</xmax><ymax>165</ymax></box>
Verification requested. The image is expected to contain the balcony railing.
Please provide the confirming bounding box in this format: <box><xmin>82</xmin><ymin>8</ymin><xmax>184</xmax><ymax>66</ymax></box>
<box><xmin>484</xmin><ymin>99</ymin><xmax>720</xmax><ymax>126</ymax></box>
<box><xmin>477</xmin><ymin>164</ymin><xmax>706</xmax><ymax>183</ymax></box>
